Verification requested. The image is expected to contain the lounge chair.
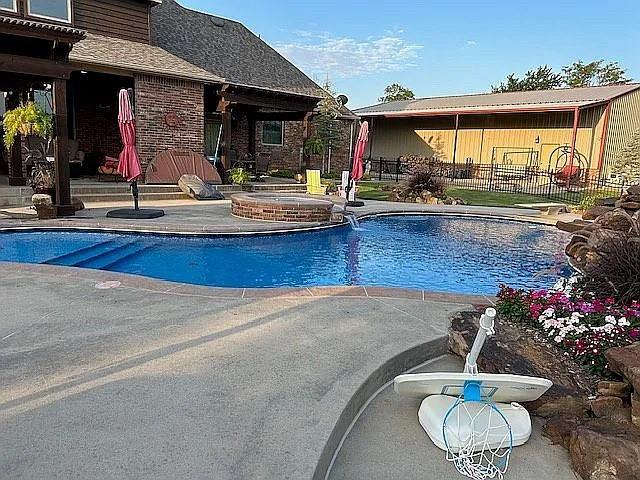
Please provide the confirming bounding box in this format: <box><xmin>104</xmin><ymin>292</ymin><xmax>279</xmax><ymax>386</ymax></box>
<box><xmin>306</xmin><ymin>169</ymin><xmax>326</xmax><ymax>195</ymax></box>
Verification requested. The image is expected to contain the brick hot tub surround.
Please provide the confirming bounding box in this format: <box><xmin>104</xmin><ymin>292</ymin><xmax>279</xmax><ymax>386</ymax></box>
<box><xmin>230</xmin><ymin>193</ymin><xmax>335</xmax><ymax>223</ymax></box>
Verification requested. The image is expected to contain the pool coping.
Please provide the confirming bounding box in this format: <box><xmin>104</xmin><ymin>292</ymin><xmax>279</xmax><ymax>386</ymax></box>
<box><xmin>0</xmin><ymin>261</ymin><xmax>496</xmax><ymax>306</ymax></box>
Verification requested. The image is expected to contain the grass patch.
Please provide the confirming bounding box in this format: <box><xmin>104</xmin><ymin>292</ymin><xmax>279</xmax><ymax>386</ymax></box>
<box><xmin>445</xmin><ymin>188</ymin><xmax>549</xmax><ymax>207</ymax></box>
<box><xmin>357</xmin><ymin>182</ymin><xmax>391</xmax><ymax>201</ymax></box>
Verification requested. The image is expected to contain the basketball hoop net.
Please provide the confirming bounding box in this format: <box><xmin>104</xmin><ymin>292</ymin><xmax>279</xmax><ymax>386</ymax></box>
<box><xmin>443</xmin><ymin>396</ymin><xmax>513</xmax><ymax>480</ymax></box>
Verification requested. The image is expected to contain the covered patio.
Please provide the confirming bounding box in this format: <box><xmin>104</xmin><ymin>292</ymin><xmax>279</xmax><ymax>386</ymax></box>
<box><xmin>0</xmin><ymin>17</ymin><xmax>86</xmax><ymax>215</ymax></box>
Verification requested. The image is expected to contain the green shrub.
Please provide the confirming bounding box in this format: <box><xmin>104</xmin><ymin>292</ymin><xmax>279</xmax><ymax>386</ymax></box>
<box><xmin>268</xmin><ymin>169</ymin><xmax>295</xmax><ymax>179</ymax></box>
<box><xmin>578</xmin><ymin>191</ymin><xmax>614</xmax><ymax>211</ymax></box>
<box><xmin>321</xmin><ymin>171</ymin><xmax>340</xmax><ymax>180</ymax></box>
<box><xmin>228</xmin><ymin>168</ymin><xmax>250</xmax><ymax>185</ymax></box>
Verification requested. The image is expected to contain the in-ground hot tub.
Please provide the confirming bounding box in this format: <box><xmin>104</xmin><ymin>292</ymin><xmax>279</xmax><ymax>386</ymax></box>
<box><xmin>230</xmin><ymin>193</ymin><xmax>336</xmax><ymax>222</ymax></box>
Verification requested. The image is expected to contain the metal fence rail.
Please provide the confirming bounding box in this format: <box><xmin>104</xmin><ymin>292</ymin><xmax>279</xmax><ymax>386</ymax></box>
<box><xmin>369</xmin><ymin>157</ymin><xmax>628</xmax><ymax>205</ymax></box>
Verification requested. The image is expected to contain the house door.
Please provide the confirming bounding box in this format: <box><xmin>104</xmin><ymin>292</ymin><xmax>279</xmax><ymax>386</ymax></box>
<box><xmin>205</xmin><ymin>118</ymin><xmax>222</xmax><ymax>160</ymax></box>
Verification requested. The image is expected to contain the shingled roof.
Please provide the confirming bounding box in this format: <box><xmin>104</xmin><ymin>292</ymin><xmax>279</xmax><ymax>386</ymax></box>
<box><xmin>150</xmin><ymin>0</ymin><xmax>325</xmax><ymax>99</ymax></box>
<box><xmin>69</xmin><ymin>33</ymin><xmax>223</xmax><ymax>84</ymax></box>
<box><xmin>355</xmin><ymin>84</ymin><xmax>640</xmax><ymax>117</ymax></box>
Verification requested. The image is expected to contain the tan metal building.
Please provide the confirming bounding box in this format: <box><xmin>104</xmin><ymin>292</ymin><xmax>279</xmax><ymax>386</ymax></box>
<box><xmin>354</xmin><ymin>84</ymin><xmax>640</xmax><ymax>177</ymax></box>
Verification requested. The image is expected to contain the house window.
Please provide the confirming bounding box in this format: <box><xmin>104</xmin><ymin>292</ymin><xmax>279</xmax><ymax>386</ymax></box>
<box><xmin>0</xmin><ymin>0</ymin><xmax>16</xmax><ymax>12</ymax></box>
<box><xmin>262</xmin><ymin>121</ymin><xmax>284</xmax><ymax>146</ymax></box>
<box><xmin>27</xmin><ymin>0</ymin><xmax>72</xmax><ymax>23</ymax></box>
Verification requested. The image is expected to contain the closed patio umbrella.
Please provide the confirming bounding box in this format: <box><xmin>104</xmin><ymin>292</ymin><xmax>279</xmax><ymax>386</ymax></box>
<box><xmin>345</xmin><ymin>120</ymin><xmax>369</xmax><ymax>207</ymax></box>
<box><xmin>116</xmin><ymin>89</ymin><xmax>142</xmax><ymax>183</ymax></box>
<box><xmin>107</xmin><ymin>88</ymin><xmax>164</xmax><ymax>219</ymax></box>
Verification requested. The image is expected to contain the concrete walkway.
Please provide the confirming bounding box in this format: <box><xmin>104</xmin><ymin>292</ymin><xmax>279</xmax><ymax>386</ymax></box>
<box><xmin>0</xmin><ymin>266</ymin><xmax>472</xmax><ymax>480</ymax></box>
<box><xmin>329</xmin><ymin>355</ymin><xmax>577</xmax><ymax>480</ymax></box>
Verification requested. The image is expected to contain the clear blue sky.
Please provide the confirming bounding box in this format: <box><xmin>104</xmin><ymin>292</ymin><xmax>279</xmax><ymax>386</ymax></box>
<box><xmin>181</xmin><ymin>0</ymin><xmax>640</xmax><ymax>108</ymax></box>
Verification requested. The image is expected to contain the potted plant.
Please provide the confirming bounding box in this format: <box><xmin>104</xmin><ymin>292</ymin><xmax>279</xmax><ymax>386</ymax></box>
<box><xmin>2</xmin><ymin>102</ymin><xmax>56</xmax><ymax>218</ymax></box>
<box><xmin>2</xmin><ymin>102</ymin><xmax>54</xmax><ymax>196</ymax></box>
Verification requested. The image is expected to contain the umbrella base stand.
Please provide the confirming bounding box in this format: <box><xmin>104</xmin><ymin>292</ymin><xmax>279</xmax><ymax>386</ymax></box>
<box><xmin>345</xmin><ymin>200</ymin><xmax>365</xmax><ymax>207</ymax></box>
<box><xmin>106</xmin><ymin>208</ymin><xmax>165</xmax><ymax>219</ymax></box>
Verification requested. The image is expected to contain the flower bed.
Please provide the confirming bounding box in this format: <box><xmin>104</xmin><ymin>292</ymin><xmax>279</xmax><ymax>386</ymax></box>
<box><xmin>497</xmin><ymin>283</ymin><xmax>640</xmax><ymax>377</ymax></box>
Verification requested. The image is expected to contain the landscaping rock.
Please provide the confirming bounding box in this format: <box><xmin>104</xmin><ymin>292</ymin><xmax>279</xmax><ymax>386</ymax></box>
<box><xmin>535</xmin><ymin>396</ymin><xmax>590</xmax><ymax>419</ymax></box>
<box><xmin>543</xmin><ymin>414</ymin><xmax>580</xmax><ymax>447</ymax></box>
<box><xmin>567</xmin><ymin>420</ymin><xmax>640</xmax><ymax>480</ymax></box>
<box><xmin>605</xmin><ymin>342</ymin><xmax>640</xmax><ymax>392</ymax></box>
<box><xmin>589</xmin><ymin>396</ymin><xmax>630</xmax><ymax>423</ymax></box>
<box><xmin>627</xmin><ymin>184</ymin><xmax>640</xmax><ymax>196</ymax></box>
<box><xmin>620</xmin><ymin>201</ymin><xmax>640</xmax><ymax>210</ymax></box>
<box><xmin>597</xmin><ymin>380</ymin><xmax>632</xmax><ymax>399</ymax></box>
<box><xmin>31</xmin><ymin>194</ymin><xmax>56</xmax><ymax>220</ymax></box>
<box><xmin>595</xmin><ymin>210</ymin><xmax>633</xmax><ymax>232</ymax></box>
<box><xmin>556</xmin><ymin>219</ymin><xmax>595</xmax><ymax>233</ymax></box>
<box><xmin>596</xmin><ymin>197</ymin><xmax>619</xmax><ymax>207</ymax></box>
<box><xmin>583</xmin><ymin>206</ymin><xmax>615</xmax><ymax>220</ymax></box>
<box><xmin>632</xmin><ymin>393</ymin><xmax>640</xmax><ymax>428</ymax></box>
<box><xmin>71</xmin><ymin>196</ymin><xmax>85</xmax><ymax>211</ymax></box>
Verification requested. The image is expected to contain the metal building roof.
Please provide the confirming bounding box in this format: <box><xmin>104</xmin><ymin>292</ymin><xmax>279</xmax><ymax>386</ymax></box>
<box><xmin>354</xmin><ymin>84</ymin><xmax>640</xmax><ymax>117</ymax></box>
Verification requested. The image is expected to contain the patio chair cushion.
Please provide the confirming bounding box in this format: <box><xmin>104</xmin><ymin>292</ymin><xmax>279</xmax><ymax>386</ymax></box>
<box><xmin>146</xmin><ymin>149</ymin><xmax>222</xmax><ymax>185</ymax></box>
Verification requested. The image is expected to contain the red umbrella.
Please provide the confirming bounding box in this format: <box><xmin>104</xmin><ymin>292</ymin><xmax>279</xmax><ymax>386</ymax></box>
<box><xmin>107</xmin><ymin>89</ymin><xmax>164</xmax><ymax>219</ymax></box>
<box><xmin>351</xmin><ymin>121</ymin><xmax>369</xmax><ymax>182</ymax></box>
<box><xmin>345</xmin><ymin>121</ymin><xmax>369</xmax><ymax>206</ymax></box>
<box><xmin>116</xmin><ymin>89</ymin><xmax>142</xmax><ymax>182</ymax></box>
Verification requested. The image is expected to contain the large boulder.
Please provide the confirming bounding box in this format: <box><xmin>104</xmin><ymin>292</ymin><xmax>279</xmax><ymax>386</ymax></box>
<box><xmin>545</xmin><ymin>416</ymin><xmax>640</xmax><ymax>480</ymax></box>
<box><xmin>178</xmin><ymin>174</ymin><xmax>225</xmax><ymax>201</ymax></box>
<box><xmin>626</xmin><ymin>184</ymin><xmax>640</xmax><ymax>196</ymax></box>
<box><xmin>595</xmin><ymin>210</ymin><xmax>633</xmax><ymax>232</ymax></box>
<box><xmin>583</xmin><ymin>206</ymin><xmax>615</xmax><ymax>220</ymax></box>
<box><xmin>605</xmin><ymin>342</ymin><xmax>640</xmax><ymax>392</ymax></box>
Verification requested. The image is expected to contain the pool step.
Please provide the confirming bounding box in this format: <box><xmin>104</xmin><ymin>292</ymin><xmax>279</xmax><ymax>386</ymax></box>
<box><xmin>74</xmin><ymin>241</ymin><xmax>154</xmax><ymax>270</ymax></box>
<box><xmin>43</xmin><ymin>240</ymin><xmax>118</xmax><ymax>266</ymax></box>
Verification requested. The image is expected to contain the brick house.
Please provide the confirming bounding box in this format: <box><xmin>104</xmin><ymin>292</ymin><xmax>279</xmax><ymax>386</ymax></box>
<box><xmin>0</xmin><ymin>0</ymin><xmax>356</xmax><ymax>216</ymax></box>
<box><xmin>151</xmin><ymin>0</ymin><xmax>358</xmax><ymax>173</ymax></box>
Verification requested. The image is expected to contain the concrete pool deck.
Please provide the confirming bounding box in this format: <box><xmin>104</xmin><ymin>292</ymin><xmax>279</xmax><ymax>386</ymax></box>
<box><xmin>0</xmin><ymin>198</ymin><xmax>575</xmax><ymax>235</ymax></box>
<box><xmin>0</xmin><ymin>264</ymin><xmax>482</xmax><ymax>480</ymax></box>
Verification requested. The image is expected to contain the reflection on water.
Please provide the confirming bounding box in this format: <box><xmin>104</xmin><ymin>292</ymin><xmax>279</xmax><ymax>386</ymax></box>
<box><xmin>0</xmin><ymin>216</ymin><xmax>570</xmax><ymax>295</ymax></box>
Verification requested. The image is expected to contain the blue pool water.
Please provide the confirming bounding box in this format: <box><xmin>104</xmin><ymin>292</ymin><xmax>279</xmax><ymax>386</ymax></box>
<box><xmin>0</xmin><ymin>216</ymin><xmax>569</xmax><ymax>294</ymax></box>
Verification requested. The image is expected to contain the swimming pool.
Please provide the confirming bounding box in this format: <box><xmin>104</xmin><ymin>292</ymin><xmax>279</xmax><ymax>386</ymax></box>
<box><xmin>0</xmin><ymin>215</ymin><xmax>569</xmax><ymax>294</ymax></box>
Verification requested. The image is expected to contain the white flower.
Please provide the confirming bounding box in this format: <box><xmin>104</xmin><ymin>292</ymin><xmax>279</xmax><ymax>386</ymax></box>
<box><xmin>605</xmin><ymin>315</ymin><xmax>616</xmax><ymax>324</ymax></box>
<box><xmin>618</xmin><ymin>317</ymin><xmax>630</xmax><ymax>327</ymax></box>
<box><xmin>554</xmin><ymin>335</ymin><xmax>563</xmax><ymax>343</ymax></box>
<box><xmin>543</xmin><ymin>308</ymin><xmax>555</xmax><ymax>317</ymax></box>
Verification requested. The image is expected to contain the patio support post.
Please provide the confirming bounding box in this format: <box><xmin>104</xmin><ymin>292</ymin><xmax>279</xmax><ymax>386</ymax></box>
<box><xmin>248</xmin><ymin>111</ymin><xmax>256</xmax><ymax>160</ymax></box>
<box><xmin>569</xmin><ymin>107</ymin><xmax>580</xmax><ymax>173</ymax></box>
<box><xmin>5</xmin><ymin>91</ymin><xmax>27</xmax><ymax>186</ymax></box>
<box><xmin>596</xmin><ymin>102</ymin><xmax>612</xmax><ymax>175</ymax></box>
<box><xmin>302</xmin><ymin>111</ymin><xmax>312</xmax><ymax>170</ymax></box>
<box><xmin>221</xmin><ymin>105</ymin><xmax>232</xmax><ymax>169</ymax></box>
<box><xmin>452</xmin><ymin>114</ymin><xmax>460</xmax><ymax>172</ymax></box>
<box><xmin>52</xmin><ymin>78</ymin><xmax>73</xmax><ymax>216</ymax></box>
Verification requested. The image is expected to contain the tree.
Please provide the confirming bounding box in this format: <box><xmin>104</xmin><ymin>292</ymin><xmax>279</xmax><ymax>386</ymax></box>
<box><xmin>613</xmin><ymin>129</ymin><xmax>640</xmax><ymax>180</ymax></box>
<box><xmin>492</xmin><ymin>65</ymin><xmax>563</xmax><ymax>93</ymax></box>
<box><xmin>304</xmin><ymin>81</ymin><xmax>343</xmax><ymax>160</ymax></box>
<box><xmin>379</xmin><ymin>83</ymin><xmax>415</xmax><ymax>103</ymax></box>
<box><xmin>492</xmin><ymin>61</ymin><xmax>631</xmax><ymax>93</ymax></box>
<box><xmin>562</xmin><ymin>60</ymin><xmax>630</xmax><ymax>88</ymax></box>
